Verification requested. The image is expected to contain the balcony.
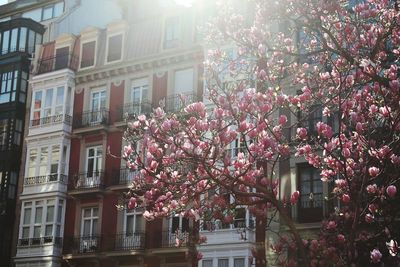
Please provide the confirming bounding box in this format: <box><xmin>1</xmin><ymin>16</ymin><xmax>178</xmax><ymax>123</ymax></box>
<box><xmin>29</xmin><ymin>114</ymin><xmax>72</xmax><ymax>136</ymax></box>
<box><xmin>161</xmin><ymin>230</ymin><xmax>190</xmax><ymax>248</ymax></box>
<box><xmin>64</xmin><ymin>236</ymin><xmax>101</xmax><ymax>254</ymax></box>
<box><xmin>22</xmin><ymin>174</ymin><xmax>68</xmax><ymax>196</ymax></box>
<box><xmin>73</xmin><ymin>109</ymin><xmax>110</xmax><ymax>130</ymax></box>
<box><xmin>199</xmin><ymin>219</ymin><xmax>256</xmax><ymax>244</ymax></box>
<box><xmin>117</xmin><ymin>101</ymin><xmax>152</xmax><ymax>122</ymax></box>
<box><xmin>18</xmin><ymin>236</ymin><xmax>63</xmax><ymax>247</ymax></box>
<box><xmin>36</xmin><ymin>54</ymin><xmax>79</xmax><ymax>75</ymax></box>
<box><xmin>73</xmin><ymin>171</ymin><xmax>105</xmax><ymax>189</ymax></box>
<box><xmin>110</xmin><ymin>168</ymin><xmax>138</xmax><ymax>188</ymax></box>
<box><xmin>113</xmin><ymin>232</ymin><xmax>145</xmax><ymax>251</ymax></box>
<box><xmin>16</xmin><ymin>236</ymin><xmax>63</xmax><ymax>258</ymax></box>
<box><xmin>165</xmin><ymin>92</ymin><xmax>198</xmax><ymax>113</ymax></box>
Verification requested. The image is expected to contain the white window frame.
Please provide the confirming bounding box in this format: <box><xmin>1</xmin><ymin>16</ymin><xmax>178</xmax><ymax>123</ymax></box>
<box><xmin>163</xmin><ymin>16</ymin><xmax>181</xmax><ymax>49</ymax></box>
<box><xmin>81</xmin><ymin>207</ymin><xmax>99</xmax><ymax>237</ymax></box>
<box><xmin>84</xmin><ymin>145</ymin><xmax>103</xmax><ymax>186</ymax></box>
<box><xmin>79</xmin><ymin>39</ymin><xmax>97</xmax><ymax>70</ymax></box>
<box><xmin>105</xmin><ymin>32</ymin><xmax>124</xmax><ymax>64</ymax></box>
<box><xmin>31</xmin><ymin>86</ymin><xmax>66</xmax><ymax>122</ymax></box>
<box><xmin>25</xmin><ymin>144</ymin><xmax>62</xmax><ymax>178</ymax></box>
<box><xmin>19</xmin><ymin>199</ymin><xmax>62</xmax><ymax>241</ymax></box>
<box><xmin>124</xmin><ymin>208</ymin><xmax>144</xmax><ymax>235</ymax></box>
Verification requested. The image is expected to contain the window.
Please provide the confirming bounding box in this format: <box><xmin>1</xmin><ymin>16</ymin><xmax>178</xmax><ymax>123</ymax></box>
<box><xmin>31</xmin><ymin>87</ymin><xmax>65</xmax><ymax>125</ymax></box>
<box><xmin>125</xmin><ymin>208</ymin><xmax>144</xmax><ymax>235</ymax></box>
<box><xmin>81</xmin><ymin>207</ymin><xmax>98</xmax><ymax>237</ymax></box>
<box><xmin>13</xmin><ymin>119</ymin><xmax>22</xmax><ymax>146</ymax></box>
<box><xmin>297</xmin><ymin>164</ymin><xmax>323</xmax><ymax>223</ymax></box>
<box><xmin>0</xmin><ymin>70</ymin><xmax>18</xmax><ymax>104</ymax></box>
<box><xmin>298</xmin><ymin>105</ymin><xmax>322</xmax><ymax>136</ymax></box>
<box><xmin>168</xmin><ymin>68</ymin><xmax>194</xmax><ymax>112</ymax></box>
<box><xmin>90</xmin><ymin>89</ymin><xmax>107</xmax><ymax>124</ymax></box>
<box><xmin>0</xmin><ymin>119</ymin><xmax>8</xmax><ymax>150</ymax></box>
<box><xmin>10</xmin><ymin>28</ymin><xmax>18</xmax><ymax>52</ymax></box>
<box><xmin>107</xmin><ymin>34</ymin><xmax>123</xmax><ymax>62</ymax></box>
<box><xmin>20</xmin><ymin>199</ymin><xmax>60</xmax><ymax>244</ymax></box>
<box><xmin>42</xmin><ymin>2</ymin><xmax>64</xmax><ymax>21</ymax></box>
<box><xmin>164</xmin><ymin>17</ymin><xmax>180</xmax><ymax>49</ymax></box>
<box><xmin>80</xmin><ymin>41</ymin><xmax>96</xmax><ymax>68</ymax></box>
<box><xmin>26</xmin><ymin>145</ymin><xmax>62</xmax><ymax>178</ymax></box>
<box><xmin>129</xmin><ymin>78</ymin><xmax>149</xmax><ymax>115</ymax></box>
<box><xmin>233</xmin><ymin>208</ymin><xmax>246</xmax><ymax>228</ymax></box>
<box><xmin>202</xmin><ymin>260</ymin><xmax>213</xmax><ymax>267</ymax></box>
<box><xmin>170</xmin><ymin>215</ymin><xmax>189</xmax><ymax>233</ymax></box>
<box><xmin>218</xmin><ymin>259</ymin><xmax>229</xmax><ymax>267</ymax></box>
<box><xmin>8</xmin><ymin>172</ymin><xmax>17</xmax><ymax>199</ymax></box>
<box><xmin>55</xmin><ymin>46</ymin><xmax>69</xmax><ymax>70</ymax></box>
<box><xmin>22</xmin><ymin>9</ymin><xmax>42</xmax><ymax>21</ymax></box>
<box><xmin>234</xmin><ymin>258</ymin><xmax>245</xmax><ymax>267</ymax></box>
<box><xmin>19</xmin><ymin>28</ymin><xmax>27</xmax><ymax>51</ymax></box>
<box><xmin>84</xmin><ymin>146</ymin><xmax>103</xmax><ymax>186</ymax></box>
<box><xmin>1</xmin><ymin>30</ymin><xmax>9</xmax><ymax>54</ymax></box>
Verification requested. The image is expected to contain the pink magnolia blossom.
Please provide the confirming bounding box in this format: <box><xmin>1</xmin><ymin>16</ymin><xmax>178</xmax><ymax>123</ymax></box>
<box><xmin>386</xmin><ymin>185</ymin><xmax>397</xmax><ymax>198</ymax></box>
<box><xmin>370</xmin><ymin>249</ymin><xmax>382</xmax><ymax>263</ymax></box>
<box><xmin>368</xmin><ymin>167</ymin><xmax>380</xmax><ymax>177</ymax></box>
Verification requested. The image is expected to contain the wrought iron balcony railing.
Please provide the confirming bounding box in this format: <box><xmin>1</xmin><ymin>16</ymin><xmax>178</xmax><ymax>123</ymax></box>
<box><xmin>73</xmin><ymin>109</ymin><xmax>110</xmax><ymax>129</ymax></box>
<box><xmin>113</xmin><ymin>168</ymin><xmax>139</xmax><ymax>185</ymax></box>
<box><xmin>74</xmin><ymin>171</ymin><xmax>105</xmax><ymax>189</ymax></box>
<box><xmin>118</xmin><ymin>101</ymin><xmax>152</xmax><ymax>121</ymax></box>
<box><xmin>114</xmin><ymin>232</ymin><xmax>145</xmax><ymax>250</ymax></box>
<box><xmin>30</xmin><ymin>114</ymin><xmax>72</xmax><ymax>127</ymax></box>
<box><xmin>24</xmin><ymin>174</ymin><xmax>68</xmax><ymax>185</ymax></box>
<box><xmin>17</xmin><ymin>236</ymin><xmax>63</xmax><ymax>247</ymax></box>
<box><xmin>161</xmin><ymin>230</ymin><xmax>190</xmax><ymax>247</ymax></box>
<box><xmin>37</xmin><ymin>53</ymin><xmax>79</xmax><ymax>74</ymax></box>
<box><xmin>64</xmin><ymin>235</ymin><xmax>101</xmax><ymax>254</ymax></box>
<box><xmin>165</xmin><ymin>92</ymin><xmax>198</xmax><ymax>113</ymax></box>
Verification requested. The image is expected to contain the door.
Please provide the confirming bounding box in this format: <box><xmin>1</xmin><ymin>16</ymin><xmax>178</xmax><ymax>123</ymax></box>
<box><xmin>90</xmin><ymin>90</ymin><xmax>106</xmax><ymax>124</ymax></box>
<box><xmin>130</xmin><ymin>78</ymin><xmax>148</xmax><ymax>115</ymax></box>
<box><xmin>80</xmin><ymin>207</ymin><xmax>99</xmax><ymax>252</ymax></box>
<box><xmin>121</xmin><ymin>208</ymin><xmax>144</xmax><ymax>249</ymax></box>
<box><xmin>85</xmin><ymin>146</ymin><xmax>102</xmax><ymax>187</ymax></box>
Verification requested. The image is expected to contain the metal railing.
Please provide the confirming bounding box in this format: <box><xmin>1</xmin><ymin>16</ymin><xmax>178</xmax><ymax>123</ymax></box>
<box><xmin>73</xmin><ymin>109</ymin><xmax>110</xmax><ymax>129</ymax></box>
<box><xmin>165</xmin><ymin>92</ymin><xmax>198</xmax><ymax>113</ymax></box>
<box><xmin>24</xmin><ymin>174</ymin><xmax>67</xmax><ymax>185</ymax></box>
<box><xmin>0</xmin><ymin>46</ymin><xmax>35</xmax><ymax>56</ymax></box>
<box><xmin>17</xmin><ymin>236</ymin><xmax>63</xmax><ymax>247</ymax></box>
<box><xmin>200</xmin><ymin>219</ymin><xmax>255</xmax><ymax>231</ymax></box>
<box><xmin>114</xmin><ymin>232</ymin><xmax>145</xmax><ymax>250</ymax></box>
<box><xmin>37</xmin><ymin>54</ymin><xmax>79</xmax><ymax>74</ymax></box>
<box><xmin>30</xmin><ymin>114</ymin><xmax>72</xmax><ymax>127</ymax></box>
<box><xmin>64</xmin><ymin>236</ymin><xmax>101</xmax><ymax>253</ymax></box>
<box><xmin>113</xmin><ymin>168</ymin><xmax>139</xmax><ymax>185</ymax></box>
<box><xmin>118</xmin><ymin>101</ymin><xmax>152</xmax><ymax>121</ymax></box>
<box><xmin>161</xmin><ymin>230</ymin><xmax>190</xmax><ymax>247</ymax></box>
<box><xmin>74</xmin><ymin>171</ymin><xmax>105</xmax><ymax>189</ymax></box>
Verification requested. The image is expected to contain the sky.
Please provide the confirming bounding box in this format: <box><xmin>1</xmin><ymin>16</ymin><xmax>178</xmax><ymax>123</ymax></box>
<box><xmin>0</xmin><ymin>0</ymin><xmax>7</xmax><ymax>6</ymax></box>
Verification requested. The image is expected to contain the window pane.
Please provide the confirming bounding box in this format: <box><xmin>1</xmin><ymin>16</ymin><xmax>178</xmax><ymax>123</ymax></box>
<box><xmin>92</xmin><ymin>218</ymin><xmax>98</xmax><ymax>234</ymax></box>
<box><xmin>57</xmin><ymin>205</ymin><xmax>63</xmax><ymax>223</ymax></box>
<box><xmin>203</xmin><ymin>260</ymin><xmax>213</xmax><ymax>267</ymax></box>
<box><xmin>92</xmin><ymin>208</ymin><xmax>98</xmax><ymax>217</ymax></box>
<box><xmin>10</xmin><ymin>28</ymin><xmax>18</xmax><ymax>52</ymax></box>
<box><xmin>28</xmin><ymin>30</ymin><xmax>35</xmax><ymax>52</ymax></box>
<box><xmin>54</xmin><ymin>2</ymin><xmax>64</xmax><ymax>17</ymax></box>
<box><xmin>83</xmin><ymin>220</ymin><xmax>90</xmax><ymax>236</ymax></box>
<box><xmin>83</xmin><ymin>208</ymin><xmax>91</xmax><ymax>218</ymax></box>
<box><xmin>45</xmin><ymin>225</ymin><xmax>53</xmax><ymax>236</ymax></box>
<box><xmin>40</xmin><ymin>147</ymin><xmax>48</xmax><ymax>164</ymax></box>
<box><xmin>45</xmin><ymin>88</ymin><xmax>53</xmax><ymax>107</ymax></box>
<box><xmin>34</xmin><ymin>91</ymin><xmax>42</xmax><ymax>110</ymax></box>
<box><xmin>81</xmin><ymin>41</ymin><xmax>95</xmax><ymax>68</ymax></box>
<box><xmin>22</xmin><ymin>9</ymin><xmax>42</xmax><ymax>21</ymax></box>
<box><xmin>107</xmin><ymin>34</ymin><xmax>122</xmax><ymax>62</ymax></box>
<box><xmin>56</xmin><ymin>86</ymin><xmax>64</xmax><ymax>105</ymax></box>
<box><xmin>174</xmin><ymin>68</ymin><xmax>194</xmax><ymax>94</ymax></box>
<box><xmin>234</xmin><ymin>258</ymin><xmax>245</xmax><ymax>267</ymax></box>
<box><xmin>23</xmin><ymin>208</ymin><xmax>31</xmax><ymax>224</ymax></box>
<box><xmin>19</xmin><ymin>27</ymin><xmax>27</xmax><ymax>51</ymax></box>
<box><xmin>35</xmin><ymin>207</ymin><xmax>43</xmax><ymax>223</ymax></box>
<box><xmin>33</xmin><ymin>226</ymin><xmax>41</xmax><ymax>238</ymax></box>
<box><xmin>218</xmin><ymin>259</ymin><xmax>229</xmax><ymax>267</ymax></box>
<box><xmin>126</xmin><ymin>215</ymin><xmax>134</xmax><ymax>234</ymax></box>
<box><xmin>22</xmin><ymin>227</ymin><xmax>30</xmax><ymax>238</ymax></box>
<box><xmin>42</xmin><ymin>6</ymin><xmax>53</xmax><ymax>20</ymax></box>
<box><xmin>46</xmin><ymin>206</ymin><xmax>54</xmax><ymax>222</ymax></box>
<box><xmin>1</xmin><ymin>30</ymin><xmax>9</xmax><ymax>54</ymax></box>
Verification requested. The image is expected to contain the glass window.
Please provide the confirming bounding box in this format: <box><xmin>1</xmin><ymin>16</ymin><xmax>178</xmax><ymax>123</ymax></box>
<box><xmin>202</xmin><ymin>260</ymin><xmax>213</xmax><ymax>267</ymax></box>
<box><xmin>42</xmin><ymin>5</ymin><xmax>54</xmax><ymax>20</ymax></box>
<box><xmin>10</xmin><ymin>28</ymin><xmax>18</xmax><ymax>52</ymax></box>
<box><xmin>44</xmin><ymin>88</ymin><xmax>53</xmax><ymax>117</ymax></box>
<box><xmin>218</xmin><ymin>259</ymin><xmax>229</xmax><ymax>267</ymax></box>
<box><xmin>81</xmin><ymin>41</ymin><xmax>96</xmax><ymax>68</ymax></box>
<box><xmin>234</xmin><ymin>258</ymin><xmax>245</xmax><ymax>267</ymax></box>
<box><xmin>298</xmin><ymin>164</ymin><xmax>323</xmax><ymax>223</ymax></box>
<box><xmin>19</xmin><ymin>27</ymin><xmax>27</xmax><ymax>51</ymax></box>
<box><xmin>174</xmin><ymin>68</ymin><xmax>194</xmax><ymax>94</ymax></box>
<box><xmin>28</xmin><ymin>148</ymin><xmax>37</xmax><ymax>177</ymax></box>
<box><xmin>54</xmin><ymin>2</ymin><xmax>64</xmax><ymax>17</ymax></box>
<box><xmin>125</xmin><ymin>208</ymin><xmax>144</xmax><ymax>235</ymax></box>
<box><xmin>164</xmin><ymin>17</ymin><xmax>180</xmax><ymax>49</ymax></box>
<box><xmin>0</xmin><ymin>119</ymin><xmax>8</xmax><ymax>150</ymax></box>
<box><xmin>14</xmin><ymin>119</ymin><xmax>22</xmax><ymax>146</ymax></box>
<box><xmin>107</xmin><ymin>34</ymin><xmax>123</xmax><ymax>62</ymax></box>
<box><xmin>81</xmin><ymin>207</ymin><xmax>99</xmax><ymax>237</ymax></box>
<box><xmin>1</xmin><ymin>30</ymin><xmax>9</xmax><ymax>54</ymax></box>
<box><xmin>33</xmin><ymin>91</ymin><xmax>42</xmax><ymax>121</ymax></box>
<box><xmin>22</xmin><ymin>9</ymin><xmax>42</xmax><ymax>21</ymax></box>
<box><xmin>28</xmin><ymin>30</ymin><xmax>35</xmax><ymax>53</ymax></box>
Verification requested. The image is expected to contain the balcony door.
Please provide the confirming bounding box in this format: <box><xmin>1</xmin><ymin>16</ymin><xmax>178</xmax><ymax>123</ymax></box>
<box><xmin>130</xmin><ymin>78</ymin><xmax>148</xmax><ymax>115</ymax></box>
<box><xmin>80</xmin><ymin>207</ymin><xmax>99</xmax><ymax>252</ymax></box>
<box><xmin>85</xmin><ymin>146</ymin><xmax>102</xmax><ymax>186</ymax></box>
<box><xmin>120</xmin><ymin>208</ymin><xmax>144</xmax><ymax>249</ymax></box>
<box><xmin>90</xmin><ymin>89</ymin><xmax>106</xmax><ymax>124</ymax></box>
<box><xmin>55</xmin><ymin>46</ymin><xmax>69</xmax><ymax>70</ymax></box>
<box><xmin>171</xmin><ymin>68</ymin><xmax>194</xmax><ymax>111</ymax></box>
<box><xmin>167</xmin><ymin>215</ymin><xmax>189</xmax><ymax>246</ymax></box>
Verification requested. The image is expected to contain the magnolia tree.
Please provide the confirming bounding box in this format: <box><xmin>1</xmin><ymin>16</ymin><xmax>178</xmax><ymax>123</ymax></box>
<box><xmin>122</xmin><ymin>0</ymin><xmax>400</xmax><ymax>266</ymax></box>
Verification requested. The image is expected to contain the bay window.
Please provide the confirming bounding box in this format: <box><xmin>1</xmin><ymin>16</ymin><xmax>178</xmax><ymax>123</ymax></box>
<box><xmin>19</xmin><ymin>199</ymin><xmax>64</xmax><ymax>246</ymax></box>
<box><xmin>31</xmin><ymin>86</ymin><xmax>66</xmax><ymax>126</ymax></box>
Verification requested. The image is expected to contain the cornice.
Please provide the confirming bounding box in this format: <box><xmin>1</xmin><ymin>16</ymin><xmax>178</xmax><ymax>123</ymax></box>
<box><xmin>75</xmin><ymin>46</ymin><xmax>204</xmax><ymax>86</ymax></box>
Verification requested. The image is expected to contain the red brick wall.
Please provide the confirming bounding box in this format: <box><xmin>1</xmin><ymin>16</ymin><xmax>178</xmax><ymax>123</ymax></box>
<box><xmin>152</xmin><ymin>72</ymin><xmax>168</xmax><ymax>108</ymax></box>
<box><xmin>109</xmin><ymin>80</ymin><xmax>125</xmax><ymax>123</ymax></box>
